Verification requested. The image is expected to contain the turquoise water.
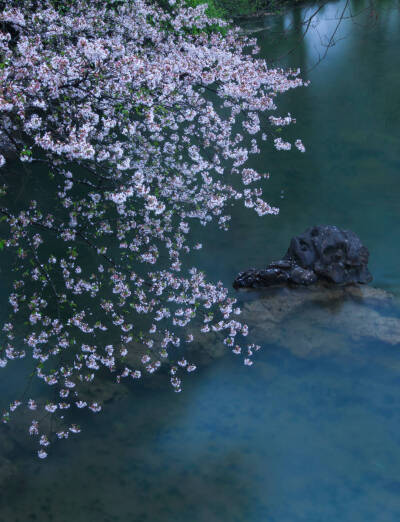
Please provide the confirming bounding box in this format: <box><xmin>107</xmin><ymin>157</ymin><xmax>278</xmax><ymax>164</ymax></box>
<box><xmin>2</xmin><ymin>1</ymin><xmax>400</xmax><ymax>520</ymax></box>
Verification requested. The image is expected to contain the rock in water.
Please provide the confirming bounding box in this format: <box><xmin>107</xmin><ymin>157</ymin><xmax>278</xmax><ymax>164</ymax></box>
<box><xmin>233</xmin><ymin>225</ymin><xmax>372</xmax><ymax>289</ymax></box>
<box><xmin>240</xmin><ymin>285</ymin><xmax>400</xmax><ymax>357</ymax></box>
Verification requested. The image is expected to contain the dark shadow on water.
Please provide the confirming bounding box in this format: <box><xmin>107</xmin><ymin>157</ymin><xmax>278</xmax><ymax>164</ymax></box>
<box><xmin>0</xmin><ymin>377</ymin><xmax>255</xmax><ymax>522</ymax></box>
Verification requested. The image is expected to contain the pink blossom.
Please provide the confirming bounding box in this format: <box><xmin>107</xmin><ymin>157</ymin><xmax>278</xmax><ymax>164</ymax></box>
<box><xmin>0</xmin><ymin>0</ymin><xmax>305</xmax><ymax>458</ymax></box>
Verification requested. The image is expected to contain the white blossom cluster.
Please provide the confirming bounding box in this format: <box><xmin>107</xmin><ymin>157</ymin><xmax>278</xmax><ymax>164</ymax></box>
<box><xmin>0</xmin><ymin>0</ymin><xmax>306</xmax><ymax>458</ymax></box>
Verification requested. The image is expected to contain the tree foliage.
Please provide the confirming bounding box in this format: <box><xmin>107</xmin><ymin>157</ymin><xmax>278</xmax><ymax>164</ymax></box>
<box><xmin>0</xmin><ymin>0</ymin><xmax>305</xmax><ymax>458</ymax></box>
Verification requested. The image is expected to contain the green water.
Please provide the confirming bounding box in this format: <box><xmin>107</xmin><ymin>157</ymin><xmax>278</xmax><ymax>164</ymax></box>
<box><xmin>1</xmin><ymin>1</ymin><xmax>400</xmax><ymax>520</ymax></box>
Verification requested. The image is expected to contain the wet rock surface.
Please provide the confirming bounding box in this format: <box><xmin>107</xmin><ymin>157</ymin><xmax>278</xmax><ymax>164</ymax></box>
<box><xmin>234</xmin><ymin>225</ymin><xmax>372</xmax><ymax>289</ymax></box>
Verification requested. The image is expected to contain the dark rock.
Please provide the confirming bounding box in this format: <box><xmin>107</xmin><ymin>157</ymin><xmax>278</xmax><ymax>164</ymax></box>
<box><xmin>284</xmin><ymin>225</ymin><xmax>372</xmax><ymax>284</ymax></box>
<box><xmin>233</xmin><ymin>268</ymin><xmax>289</xmax><ymax>289</ymax></box>
<box><xmin>290</xmin><ymin>266</ymin><xmax>317</xmax><ymax>285</ymax></box>
<box><xmin>233</xmin><ymin>225</ymin><xmax>372</xmax><ymax>289</ymax></box>
<box><xmin>259</xmin><ymin>268</ymin><xmax>290</xmax><ymax>285</ymax></box>
<box><xmin>269</xmin><ymin>260</ymin><xmax>292</xmax><ymax>269</ymax></box>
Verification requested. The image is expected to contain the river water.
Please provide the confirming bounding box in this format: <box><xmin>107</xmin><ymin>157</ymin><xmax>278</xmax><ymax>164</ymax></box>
<box><xmin>1</xmin><ymin>1</ymin><xmax>400</xmax><ymax>520</ymax></box>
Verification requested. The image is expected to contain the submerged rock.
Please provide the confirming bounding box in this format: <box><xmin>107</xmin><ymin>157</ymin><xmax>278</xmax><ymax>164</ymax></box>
<box><xmin>234</xmin><ymin>225</ymin><xmax>372</xmax><ymax>289</ymax></box>
<box><xmin>240</xmin><ymin>284</ymin><xmax>400</xmax><ymax>358</ymax></box>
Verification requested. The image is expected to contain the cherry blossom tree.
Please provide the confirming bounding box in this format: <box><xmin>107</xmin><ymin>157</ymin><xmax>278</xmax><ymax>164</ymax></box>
<box><xmin>0</xmin><ymin>0</ymin><xmax>306</xmax><ymax>458</ymax></box>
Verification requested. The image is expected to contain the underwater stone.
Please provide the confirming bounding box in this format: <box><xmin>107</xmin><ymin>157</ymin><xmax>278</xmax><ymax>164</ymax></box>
<box><xmin>240</xmin><ymin>284</ymin><xmax>400</xmax><ymax>357</ymax></box>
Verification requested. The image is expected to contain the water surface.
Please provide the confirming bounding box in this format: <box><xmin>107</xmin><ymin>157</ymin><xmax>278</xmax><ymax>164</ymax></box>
<box><xmin>1</xmin><ymin>1</ymin><xmax>400</xmax><ymax>521</ymax></box>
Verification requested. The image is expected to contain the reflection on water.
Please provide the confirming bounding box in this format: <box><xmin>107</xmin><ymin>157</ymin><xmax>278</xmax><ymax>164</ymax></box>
<box><xmin>2</xmin><ymin>0</ymin><xmax>400</xmax><ymax>520</ymax></box>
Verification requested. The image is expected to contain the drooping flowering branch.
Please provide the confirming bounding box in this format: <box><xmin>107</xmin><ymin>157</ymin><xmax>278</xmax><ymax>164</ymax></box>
<box><xmin>0</xmin><ymin>0</ymin><xmax>306</xmax><ymax>458</ymax></box>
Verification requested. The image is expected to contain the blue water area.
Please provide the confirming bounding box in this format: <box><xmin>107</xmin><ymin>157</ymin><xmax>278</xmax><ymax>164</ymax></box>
<box><xmin>3</xmin><ymin>338</ymin><xmax>400</xmax><ymax>522</ymax></box>
<box><xmin>1</xmin><ymin>0</ymin><xmax>400</xmax><ymax>521</ymax></box>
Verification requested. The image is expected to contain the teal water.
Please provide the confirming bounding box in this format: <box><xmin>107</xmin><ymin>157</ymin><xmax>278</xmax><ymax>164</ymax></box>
<box><xmin>2</xmin><ymin>1</ymin><xmax>400</xmax><ymax>520</ymax></box>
